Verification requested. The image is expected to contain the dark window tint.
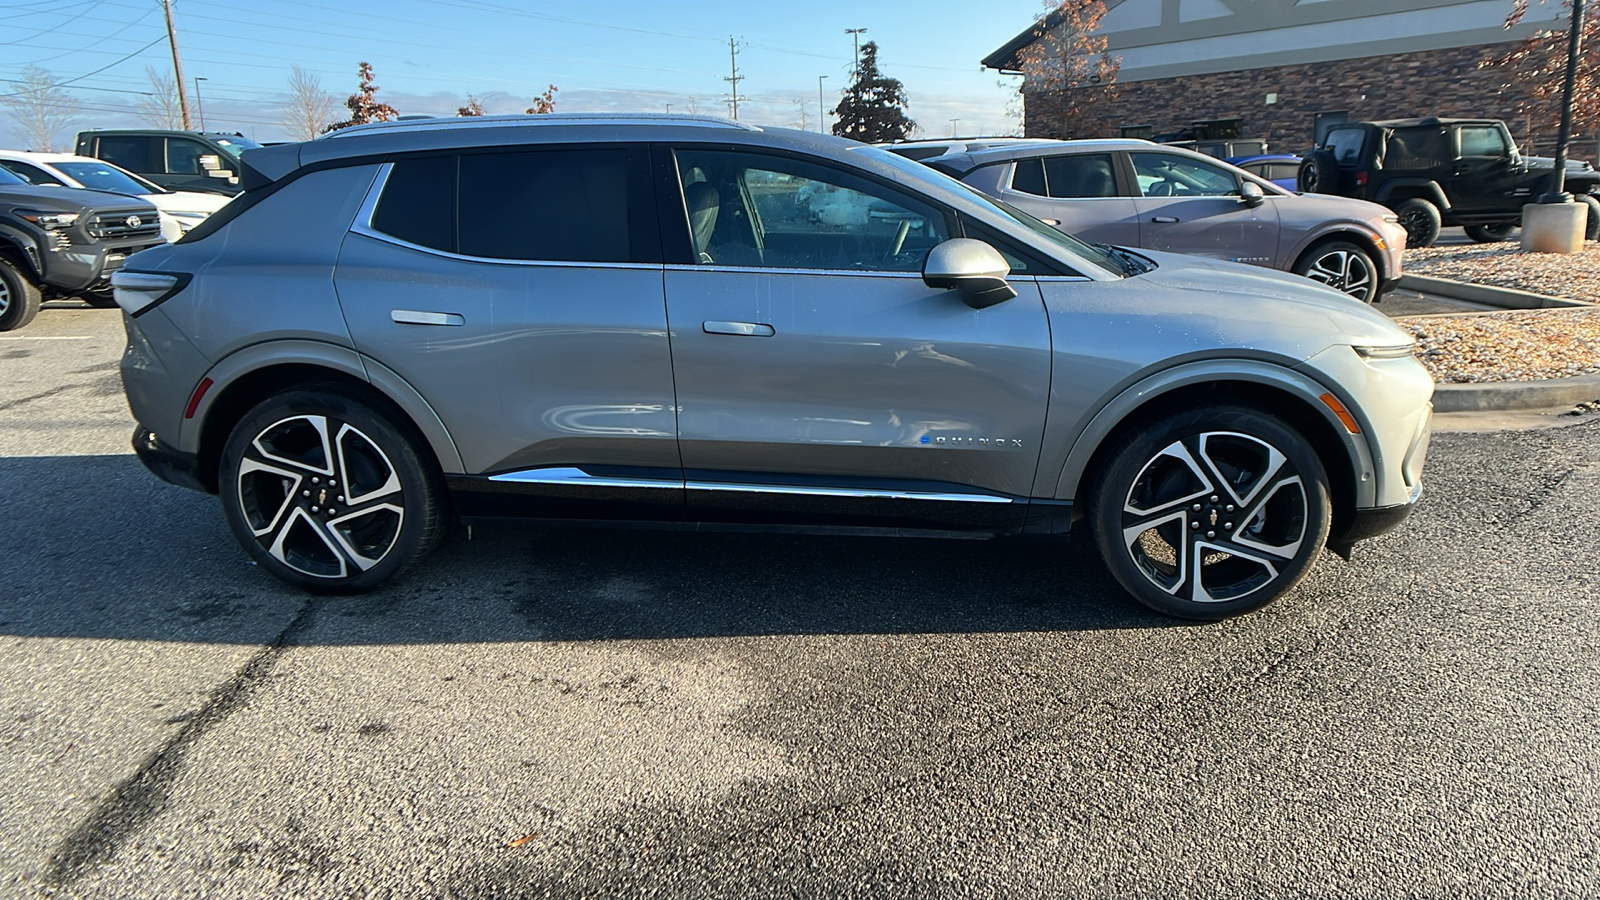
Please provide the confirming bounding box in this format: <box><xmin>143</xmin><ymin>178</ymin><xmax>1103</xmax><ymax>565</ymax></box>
<box><xmin>0</xmin><ymin>160</ymin><xmax>64</xmax><ymax>185</ymax></box>
<box><xmin>1459</xmin><ymin>125</ymin><xmax>1509</xmax><ymax>158</ymax></box>
<box><xmin>1267</xmin><ymin>163</ymin><xmax>1300</xmax><ymax>182</ymax></box>
<box><xmin>1043</xmin><ymin>154</ymin><xmax>1117</xmax><ymax>198</ymax></box>
<box><xmin>372</xmin><ymin>155</ymin><xmax>456</xmax><ymax>253</ymax></box>
<box><xmin>1385</xmin><ymin>127</ymin><xmax>1449</xmax><ymax>169</ymax></box>
<box><xmin>168</xmin><ymin>139</ymin><xmax>210</xmax><ymax>175</ymax></box>
<box><xmin>1010</xmin><ymin>158</ymin><xmax>1047</xmax><ymax>195</ymax></box>
<box><xmin>1322</xmin><ymin>129</ymin><xmax>1365</xmax><ymax>164</ymax></box>
<box><xmin>96</xmin><ymin>136</ymin><xmax>159</xmax><ymax>173</ymax></box>
<box><xmin>458</xmin><ymin>149</ymin><xmax>632</xmax><ymax>262</ymax></box>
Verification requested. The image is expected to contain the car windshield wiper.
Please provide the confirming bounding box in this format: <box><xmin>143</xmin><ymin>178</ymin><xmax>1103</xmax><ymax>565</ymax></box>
<box><xmin>1090</xmin><ymin>242</ymin><xmax>1155</xmax><ymax>277</ymax></box>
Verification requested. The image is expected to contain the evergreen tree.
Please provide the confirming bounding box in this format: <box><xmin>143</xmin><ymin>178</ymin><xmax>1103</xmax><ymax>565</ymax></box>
<box><xmin>324</xmin><ymin>62</ymin><xmax>399</xmax><ymax>133</ymax></box>
<box><xmin>832</xmin><ymin>42</ymin><xmax>916</xmax><ymax>142</ymax></box>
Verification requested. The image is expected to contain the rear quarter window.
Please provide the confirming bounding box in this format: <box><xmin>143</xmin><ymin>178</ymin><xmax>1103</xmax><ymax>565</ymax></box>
<box><xmin>1322</xmin><ymin>129</ymin><xmax>1366</xmax><ymax>164</ymax></box>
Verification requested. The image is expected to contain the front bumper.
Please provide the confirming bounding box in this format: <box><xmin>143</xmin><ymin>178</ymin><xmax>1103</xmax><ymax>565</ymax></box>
<box><xmin>132</xmin><ymin>426</ymin><xmax>209</xmax><ymax>494</ymax></box>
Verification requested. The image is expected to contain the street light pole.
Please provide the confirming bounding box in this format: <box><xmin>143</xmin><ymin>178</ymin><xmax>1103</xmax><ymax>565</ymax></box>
<box><xmin>1546</xmin><ymin>0</ymin><xmax>1586</xmax><ymax>199</ymax></box>
<box><xmin>818</xmin><ymin>75</ymin><xmax>828</xmax><ymax>134</ymax></box>
<box><xmin>193</xmin><ymin>76</ymin><xmax>207</xmax><ymax>131</ymax></box>
<box><xmin>845</xmin><ymin>27</ymin><xmax>866</xmax><ymax>77</ymax></box>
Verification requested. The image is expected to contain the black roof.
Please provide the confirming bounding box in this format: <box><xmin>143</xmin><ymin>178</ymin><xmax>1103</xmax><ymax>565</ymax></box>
<box><xmin>981</xmin><ymin>11</ymin><xmax>1059</xmax><ymax>72</ymax></box>
<box><xmin>1348</xmin><ymin>117</ymin><xmax>1505</xmax><ymax>129</ymax></box>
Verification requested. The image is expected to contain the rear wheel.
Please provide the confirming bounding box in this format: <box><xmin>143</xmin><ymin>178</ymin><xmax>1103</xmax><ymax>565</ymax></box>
<box><xmin>0</xmin><ymin>256</ymin><xmax>43</xmax><ymax>332</ymax></box>
<box><xmin>1392</xmin><ymin>198</ymin><xmax>1442</xmax><ymax>248</ymax></box>
<box><xmin>1088</xmin><ymin>406</ymin><xmax>1332</xmax><ymax>620</ymax></box>
<box><xmin>218</xmin><ymin>387</ymin><xmax>445</xmax><ymax>592</ymax></box>
<box><xmin>1463</xmin><ymin>223</ymin><xmax>1516</xmax><ymax>243</ymax></box>
<box><xmin>1293</xmin><ymin>241</ymin><xmax>1378</xmax><ymax>303</ymax></box>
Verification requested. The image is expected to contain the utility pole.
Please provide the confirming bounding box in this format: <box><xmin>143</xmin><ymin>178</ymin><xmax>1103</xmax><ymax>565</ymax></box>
<box><xmin>817</xmin><ymin>75</ymin><xmax>828</xmax><ymax>134</ymax></box>
<box><xmin>162</xmin><ymin>0</ymin><xmax>193</xmax><ymax>129</ymax></box>
<box><xmin>723</xmin><ymin>36</ymin><xmax>747</xmax><ymax>120</ymax></box>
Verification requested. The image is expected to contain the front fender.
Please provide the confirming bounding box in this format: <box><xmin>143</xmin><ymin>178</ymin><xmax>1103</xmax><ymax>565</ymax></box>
<box><xmin>1047</xmin><ymin>359</ymin><xmax>1376</xmax><ymax>508</ymax></box>
<box><xmin>0</xmin><ymin>223</ymin><xmax>44</xmax><ymax>280</ymax></box>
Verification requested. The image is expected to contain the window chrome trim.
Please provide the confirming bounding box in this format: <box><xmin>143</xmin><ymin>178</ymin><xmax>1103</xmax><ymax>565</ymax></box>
<box><xmin>350</xmin><ymin>160</ymin><xmax>662</xmax><ymax>271</ymax></box>
<box><xmin>663</xmin><ymin>264</ymin><xmax>926</xmax><ymax>278</ymax></box>
<box><xmin>1032</xmin><ymin>275</ymin><xmax>1096</xmax><ymax>283</ymax></box>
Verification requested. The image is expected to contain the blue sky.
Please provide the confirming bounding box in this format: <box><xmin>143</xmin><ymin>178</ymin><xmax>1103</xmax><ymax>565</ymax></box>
<box><xmin>2</xmin><ymin>0</ymin><xmax>1049</xmax><ymax>146</ymax></box>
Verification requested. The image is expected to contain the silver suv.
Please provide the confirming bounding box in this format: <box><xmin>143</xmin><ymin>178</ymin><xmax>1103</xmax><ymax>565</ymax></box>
<box><xmin>115</xmin><ymin>115</ymin><xmax>1433</xmax><ymax>620</ymax></box>
<box><xmin>930</xmin><ymin>140</ymin><xmax>1407</xmax><ymax>303</ymax></box>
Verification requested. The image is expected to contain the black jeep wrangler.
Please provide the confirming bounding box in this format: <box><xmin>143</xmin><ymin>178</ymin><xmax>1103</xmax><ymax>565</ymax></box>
<box><xmin>1299</xmin><ymin>117</ymin><xmax>1600</xmax><ymax>247</ymax></box>
<box><xmin>0</xmin><ymin>166</ymin><xmax>164</xmax><ymax>331</ymax></box>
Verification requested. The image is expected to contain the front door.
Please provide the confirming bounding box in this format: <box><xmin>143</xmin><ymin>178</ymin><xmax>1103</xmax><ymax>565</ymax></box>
<box><xmin>660</xmin><ymin>146</ymin><xmax>1052</xmax><ymax>531</ymax></box>
<box><xmin>1448</xmin><ymin>123</ymin><xmax>1531</xmax><ymax>215</ymax></box>
<box><xmin>1129</xmin><ymin>151</ymin><xmax>1280</xmax><ymax>267</ymax></box>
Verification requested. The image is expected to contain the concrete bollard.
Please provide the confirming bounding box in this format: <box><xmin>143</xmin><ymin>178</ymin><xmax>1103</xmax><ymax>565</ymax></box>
<box><xmin>1521</xmin><ymin>201</ymin><xmax>1589</xmax><ymax>253</ymax></box>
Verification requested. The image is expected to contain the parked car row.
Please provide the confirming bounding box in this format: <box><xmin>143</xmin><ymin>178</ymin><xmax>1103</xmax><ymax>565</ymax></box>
<box><xmin>0</xmin><ymin>132</ymin><xmax>238</xmax><ymax>332</ymax></box>
<box><xmin>111</xmin><ymin>115</ymin><xmax>1432</xmax><ymax>620</ymax></box>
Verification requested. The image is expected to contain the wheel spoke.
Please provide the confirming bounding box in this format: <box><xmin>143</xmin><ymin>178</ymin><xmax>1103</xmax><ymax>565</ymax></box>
<box><xmin>334</xmin><ymin>423</ymin><xmax>402</xmax><ymax>506</ymax></box>
<box><xmin>236</xmin><ymin>457</ymin><xmax>304</xmax><ymax>537</ymax></box>
<box><xmin>251</xmin><ymin>415</ymin><xmax>336</xmax><ymax>478</ymax></box>
<box><xmin>1122</xmin><ymin>439</ymin><xmax>1217</xmax><ymax>520</ymax></box>
<box><xmin>1197</xmin><ymin>432</ymin><xmax>1287</xmax><ymax>508</ymax></box>
<box><xmin>1183</xmin><ymin>537</ymin><xmax>1282</xmax><ymax>604</ymax></box>
<box><xmin>326</xmin><ymin>503</ymin><xmax>405</xmax><ymax>571</ymax></box>
<box><xmin>266</xmin><ymin>506</ymin><xmax>351</xmax><ymax>579</ymax></box>
<box><xmin>1230</xmin><ymin>475</ymin><xmax>1309</xmax><ymax>560</ymax></box>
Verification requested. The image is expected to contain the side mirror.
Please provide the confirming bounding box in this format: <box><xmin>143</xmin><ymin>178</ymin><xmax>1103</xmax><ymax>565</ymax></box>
<box><xmin>1238</xmin><ymin>181</ymin><xmax>1266</xmax><ymax>207</ymax></box>
<box><xmin>922</xmin><ymin>238</ymin><xmax>1016</xmax><ymax>309</ymax></box>
<box><xmin>198</xmin><ymin>154</ymin><xmax>222</xmax><ymax>171</ymax></box>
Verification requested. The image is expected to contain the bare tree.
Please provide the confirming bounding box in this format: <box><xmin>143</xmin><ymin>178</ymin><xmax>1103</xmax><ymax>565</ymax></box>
<box><xmin>135</xmin><ymin>66</ymin><xmax>184</xmax><ymax>129</ymax></box>
<box><xmin>458</xmin><ymin>95</ymin><xmax>487</xmax><ymax>117</ymax></box>
<box><xmin>324</xmin><ymin>62</ymin><xmax>399</xmax><ymax>133</ymax></box>
<box><xmin>282</xmin><ymin>66</ymin><xmax>336</xmax><ymax>141</ymax></box>
<box><xmin>790</xmin><ymin>98</ymin><xmax>811</xmax><ymax>132</ymax></box>
<box><xmin>1016</xmin><ymin>0</ymin><xmax>1121</xmax><ymax>138</ymax></box>
<box><xmin>0</xmin><ymin>66</ymin><xmax>83</xmax><ymax>151</ymax></box>
<box><xmin>684</xmin><ymin>96</ymin><xmax>701</xmax><ymax>115</ymax></box>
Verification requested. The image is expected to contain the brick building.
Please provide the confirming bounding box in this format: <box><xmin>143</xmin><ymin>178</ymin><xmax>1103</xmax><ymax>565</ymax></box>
<box><xmin>983</xmin><ymin>0</ymin><xmax>1577</xmax><ymax>155</ymax></box>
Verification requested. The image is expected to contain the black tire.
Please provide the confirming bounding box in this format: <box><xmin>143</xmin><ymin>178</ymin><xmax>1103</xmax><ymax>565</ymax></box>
<box><xmin>218</xmin><ymin>386</ymin><xmax>444</xmax><ymax>592</ymax></box>
<box><xmin>1392</xmin><ymin>198</ymin><xmax>1442</xmax><ymax>248</ymax></box>
<box><xmin>81</xmin><ymin>291</ymin><xmax>121</xmax><ymax>309</ymax></box>
<box><xmin>1297</xmin><ymin>150</ymin><xmax>1339</xmax><ymax>194</ymax></box>
<box><xmin>1579</xmin><ymin>194</ymin><xmax>1600</xmax><ymax>242</ymax></box>
<box><xmin>1087</xmin><ymin>406</ymin><xmax>1333</xmax><ymax>621</ymax></box>
<box><xmin>1463</xmin><ymin>223</ymin><xmax>1516</xmax><ymax>243</ymax></box>
<box><xmin>1292</xmin><ymin>240</ymin><xmax>1379</xmax><ymax>303</ymax></box>
<box><xmin>0</xmin><ymin>256</ymin><xmax>43</xmax><ymax>332</ymax></box>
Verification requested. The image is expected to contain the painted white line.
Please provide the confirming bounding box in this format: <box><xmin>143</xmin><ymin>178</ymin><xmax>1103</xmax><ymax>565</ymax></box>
<box><xmin>0</xmin><ymin>336</ymin><xmax>94</xmax><ymax>341</ymax></box>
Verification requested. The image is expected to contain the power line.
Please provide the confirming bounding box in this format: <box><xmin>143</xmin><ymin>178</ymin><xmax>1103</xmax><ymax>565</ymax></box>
<box><xmin>0</xmin><ymin>33</ymin><xmax>166</xmax><ymax>97</ymax></box>
<box><xmin>0</xmin><ymin>0</ymin><xmax>106</xmax><ymax>46</ymax></box>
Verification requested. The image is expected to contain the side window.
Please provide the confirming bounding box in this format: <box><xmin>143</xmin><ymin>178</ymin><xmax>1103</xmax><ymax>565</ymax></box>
<box><xmin>1322</xmin><ymin>129</ymin><xmax>1365</xmax><ymax>164</ymax></box>
<box><xmin>1269</xmin><ymin>163</ymin><xmax>1301</xmax><ymax>182</ymax></box>
<box><xmin>1042</xmin><ymin>154</ymin><xmax>1117</xmax><ymax>198</ymax></box>
<box><xmin>674</xmin><ymin>148</ymin><xmax>950</xmax><ymax>272</ymax></box>
<box><xmin>167</xmin><ymin>139</ymin><xmax>210</xmax><ymax>175</ymax></box>
<box><xmin>96</xmin><ymin>136</ymin><xmax>158</xmax><ymax>173</ymax></box>
<box><xmin>1129</xmin><ymin>152</ymin><xmax>1238</xmax><ymax>197</ymax></box>
<box><xmin>371</xmin><ymin>155</ymin><xmax>456</xmax><ymax>253</ymax></box>
<box><xmin>0</xmin><ymin>160</ymin><xmax>65</xmax><ymax>185</ymax></box>
<box><xmin>1459</xmin><ymin>126</ymin><xmax>1509</xmax><ymax>158</ymax></box>
<box><xmin>458</xmin><ymin>148</ymin><xmax>635</xmax><ymax>262</ymax></box>
<box><xmin>1385</xmin><ymin>127</ymin><xmax>1449</xmax><ymax>170</ymax></box>
<box><xmin>1010</xmin><ymin>158</ymin><xmax>1047</xmax><ymax>196</ymax></box>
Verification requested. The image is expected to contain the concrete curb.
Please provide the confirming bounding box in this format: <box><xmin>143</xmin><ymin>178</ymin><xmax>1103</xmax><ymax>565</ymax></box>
<box><xmin>1433</xmin><ymin>373</ymin><xmax>1600</xmax><ymax>413</ymax></box>
<box><xmin>1396</xmin><ymin>274</ymin><xmax>1593</xmax><ymax>309</ymax></box>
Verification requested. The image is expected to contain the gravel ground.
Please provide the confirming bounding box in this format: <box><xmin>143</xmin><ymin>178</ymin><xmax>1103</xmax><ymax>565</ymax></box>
<box><xmin>1394</xmin><ymin>241</ymin><xmax>1600</xmax><ymax>382</ymax></box>
<box><xmin>1404</xmin><ymin>240</ymin><xmax>1600</xmax><ymax>302</ymax></box>
<box><xmin>1394</xmin><ymin>308</ymin><xmax>1600</xmax><ymax>383</ymax></box>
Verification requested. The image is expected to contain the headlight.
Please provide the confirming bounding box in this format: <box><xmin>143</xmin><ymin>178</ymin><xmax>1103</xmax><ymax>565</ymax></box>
<box><xmin>1352</xmin><ymin>343</ymin><xmax>1416</xmax><ymax>360</ymax></box>
<box><xmin>15</xmin><ymin>209</ymin><xmax>80</xmax><ymax>229</ymax></box>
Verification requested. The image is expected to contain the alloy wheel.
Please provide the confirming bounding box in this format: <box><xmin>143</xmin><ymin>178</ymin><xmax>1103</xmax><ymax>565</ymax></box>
<box><xmin>235</xmin><ymin>414</ymin><xmax>405</xmax><ymax>579</ymax></box>
<box><xmin>1119</xmin><ymin>431</ymin><xmax>1309</xmax><ymax>605</ymax></box>
<box><xmin>0</xmin><ymin>277</ymin><xmax>10</xmax><ymax>316</ymax></box>
<box><xmin>1305</xmin><ymin>249</ymin><xmax>1374</xmax><ymax>301</ymax></box>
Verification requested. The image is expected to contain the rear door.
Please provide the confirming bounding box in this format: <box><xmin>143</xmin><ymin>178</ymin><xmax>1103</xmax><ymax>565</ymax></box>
<box><xmin>991</xmin><ymin>152</ymin><xmax>1141</xmax><ymax>246</ymax></box>
<box><xmin>334</xmin><ymin>145</ymin><xmax>684</xmax><ymax>521</ymax></box>
<box><xmin>660</xmin><ymin>145</ymin><xmax>1052</xmax><ymax>530</ymax></box>
<box><xmin>1129</xmin><ymin>151</ymin><xmax>1280</xmax><ymax>267</ymax></box>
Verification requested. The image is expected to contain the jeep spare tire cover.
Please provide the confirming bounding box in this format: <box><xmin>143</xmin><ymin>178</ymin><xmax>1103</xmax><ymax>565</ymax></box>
<box><xmin>1298</xmin><ymin>150</ymin><xmax>1339</xmax><ymax>194</ymax></box>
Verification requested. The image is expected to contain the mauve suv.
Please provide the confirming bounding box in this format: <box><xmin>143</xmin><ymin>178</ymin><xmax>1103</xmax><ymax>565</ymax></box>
<box><xmin>928</xmin><ymin>140</ymin><xmax>1408</xmax><ymax>303</ymax></box>
<box><xmin>114</xmin><ymin>115</ymin><xmax>1433</xmax><ymax>619</ymax></box>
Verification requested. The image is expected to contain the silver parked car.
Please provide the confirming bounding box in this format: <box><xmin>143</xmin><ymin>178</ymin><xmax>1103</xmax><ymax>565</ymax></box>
<box><xmin>930</xmin><ymin>140</ymin><xmax>1407</xmax><ymax>303</ymax></box>
<box><xmin>115</xmin><ymin>115</ymin><xmax>1433</xmax><ymax>620</ymax></box>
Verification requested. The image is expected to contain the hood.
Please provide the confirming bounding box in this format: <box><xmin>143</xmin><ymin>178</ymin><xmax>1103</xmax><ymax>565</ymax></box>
<box><xmin>1125</xmin><ymin>249</ymin><xmax>1415</xmax><ymax>349</ymax></box>
<box><xmin>2</xmin><ymin>184</ymin><xmax>158</xmax><ymax>214</ymax></box>
<box><xmin>142</xmin><ymin>191</ymin><xmax>231</xmax><ymax>216</ymax></box>
<box><xmin>1273</xmin><ymin>190</ymin><xmax>1392</xmax><ymax>223</ymax></box>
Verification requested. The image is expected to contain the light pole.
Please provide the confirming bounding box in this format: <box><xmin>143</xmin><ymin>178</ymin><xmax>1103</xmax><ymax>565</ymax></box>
<box><xmin>949</xmin><ymin>118</ymin><xmax>959</xmax><ymax>137</ymax></box>
<box><xmin>193</xmin><ymin>76</ymin><xmax>207</xmax><ymax>130</ymax></box>
<box><xmin>817</xmin><ymin>75</ymin><xmax>828</xmax><ymax>134</ymax></box>
<box><xmin>845</xmin><ymin>27</ymin><xmax>866</xmax><ymax>77</ymax></box>
<box><xmin>1545</xmin><ymin>0</ymin><xmax>1586</xmax><ymax>200</ymax></box>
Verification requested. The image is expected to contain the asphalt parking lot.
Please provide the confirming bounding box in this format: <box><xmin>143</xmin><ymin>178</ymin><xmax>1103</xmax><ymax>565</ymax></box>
<box><xmin>4</xmin><ymin>303</ymin><xmax>1598</xmax><ymax>899</ymax></box>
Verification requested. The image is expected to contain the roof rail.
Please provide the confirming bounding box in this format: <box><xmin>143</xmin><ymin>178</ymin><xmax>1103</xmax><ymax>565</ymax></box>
<box><xmin>323</xmin><ymin>113</ymin><xmax>759</xmax><ymax>139</ymax></box>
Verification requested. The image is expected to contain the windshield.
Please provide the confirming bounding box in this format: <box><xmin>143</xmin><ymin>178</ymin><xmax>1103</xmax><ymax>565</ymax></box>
<box><xmin>210</xmin><ymin>136</ymin><xmax>262</xmax><ymax>159</ymax></box>
<box><xmin>53</xmin><ymin>161</ymin><xmax>159</xmax><ymax>195</ymax></box>
<box><xmin>854</xmin><ymin>146</ymin><xmax>1124</xmax><ymax>277</ymax></box>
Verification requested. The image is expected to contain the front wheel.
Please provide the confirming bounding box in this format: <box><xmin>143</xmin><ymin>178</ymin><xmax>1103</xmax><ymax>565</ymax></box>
<box><xmin>0</xmin><ymin>257</ymin><xmax>43</xmax><ymax>332</ymax></box>
<box><xmin>218</xmin><ymin>387</ymin><xmax>444</xmax><ymax>592</ymax></box>
<box><xmin>1293</xmin><ymin>241</ymin><xmax>1378</xmax><ymax>302</ymax></box>
<box><xmin>1463</xmin><ymin>223</ymin><xmax>1516</xmax><ymax>243</ymax></box>
<box><xmin>1088</xmin><ymin>407</ymin><xmax>1332</xmax><ymax>620</ymax></box>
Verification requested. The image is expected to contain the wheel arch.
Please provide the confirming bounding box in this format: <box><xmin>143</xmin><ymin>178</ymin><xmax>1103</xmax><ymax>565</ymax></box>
<box><xmin>0</xmin><ymin>226</ymin><xmax>44</xmax><ymax>282</ymax></box>
<box><xmin>183</xmin><ymin>341</ymin><xmax>464</xmax><ymax>493</ymax></box>
<box><xmin>1289</xmin><ymin>230</ymin><xmax>1388</xmax><ymax>283</ymax></box>
<box><xmin>1055</xmin><ymin>363</ymin><xmax>1375</xmax><ymax>540</ymax></box>
<box><xmin>1375</xmin><ymin>180</ymin><xmax>1449</xmax><ymax>211</ymax></box>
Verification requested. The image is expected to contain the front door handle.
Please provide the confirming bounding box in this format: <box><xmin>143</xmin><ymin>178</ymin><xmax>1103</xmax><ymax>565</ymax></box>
<box><xmin>1151</xmin><ymin>216</ymin><xmax>1179</xmax><ymax>223</ymax></box>
<box><xmin>703</xmin><ymin>320</ymin><xmax>775</xmax><ymax>337</ymax></box>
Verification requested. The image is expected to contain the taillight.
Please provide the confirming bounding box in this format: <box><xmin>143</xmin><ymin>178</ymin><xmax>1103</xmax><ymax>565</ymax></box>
<box><xmin>1355</xmin><ymin>171</ymin><xmax>1368</xmax><ymax>186</ymax></box>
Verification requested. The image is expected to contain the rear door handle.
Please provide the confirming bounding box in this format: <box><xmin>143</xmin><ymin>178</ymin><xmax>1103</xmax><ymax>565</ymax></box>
<box><xmin>703</xmin><ymin>320</ymin><xmax>775</xmax><ymax>337</ymax></box>
<box><xmin>1151</xmin><ymin>216</ymin><xmax>1179</xmax><ymax>224</ymax></box>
